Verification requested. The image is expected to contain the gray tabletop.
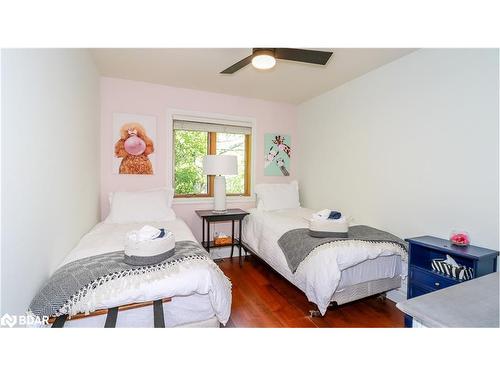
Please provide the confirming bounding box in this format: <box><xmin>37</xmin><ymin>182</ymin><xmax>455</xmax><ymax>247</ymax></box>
<box><xmin>397</xmin><ymin>272</ymin><xmax>499</xmax><ymax>328</ymax></box>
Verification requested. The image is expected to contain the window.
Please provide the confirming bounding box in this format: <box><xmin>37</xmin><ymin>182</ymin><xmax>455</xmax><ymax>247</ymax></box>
<box><xmin>173</xmin><ymin>119</ymin><xmax>252</xmax><ymax>197</ymax></box>
<box><xmin>173</xmin><ymin>129</ymin><xmax>209</xmax><ymax>196</ymax></box>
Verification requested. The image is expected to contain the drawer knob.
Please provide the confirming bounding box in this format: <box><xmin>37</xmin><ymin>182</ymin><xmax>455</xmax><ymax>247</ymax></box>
<box><xmin>434</xmin><ymin>282</ymin><xmax>440</xmax><ymax>287</ymax></box>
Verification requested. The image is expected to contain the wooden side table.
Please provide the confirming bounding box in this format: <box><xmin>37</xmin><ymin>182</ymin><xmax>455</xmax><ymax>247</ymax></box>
<box><xmin>195</xmin><ymin>208</ymin><xmax>250</xmax><ymax>264</ymax></box>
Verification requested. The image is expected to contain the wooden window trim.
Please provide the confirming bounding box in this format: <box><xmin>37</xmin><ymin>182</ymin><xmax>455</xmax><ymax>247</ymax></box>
<box><xmin>244</xmin><ymin>133</ymin><xmax>251</xmax><ymax>196</ymax></box>
<box><xmin>174</xmin><ymin>131</ymin><xmax>251</xmax><ymax>198</ymax></box>
<box><xmin>207</xmin><ymin>132</ymin><xmax>216</xmax><ymax>196</ymax></box>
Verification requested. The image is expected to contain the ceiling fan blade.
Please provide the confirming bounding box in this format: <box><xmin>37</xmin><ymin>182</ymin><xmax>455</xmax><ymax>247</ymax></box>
<box><xmin>220</xmin><ymin>54</ymin><xmax>254</xmax><ymax>74</ymax></box>
<box><xmin>274</xmin><ymin>48</ymin><xmax>333</xmax><ymax>65</ymax></box>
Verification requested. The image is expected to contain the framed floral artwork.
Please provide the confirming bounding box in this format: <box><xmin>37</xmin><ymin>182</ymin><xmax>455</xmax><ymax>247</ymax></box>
<box><xmin>264</xmin><ymin>133</ymin><xmax>291</xmax><ymax>176</ymax></box>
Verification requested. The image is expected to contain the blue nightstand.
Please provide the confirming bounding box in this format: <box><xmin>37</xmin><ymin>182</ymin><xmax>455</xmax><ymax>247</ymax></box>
<box><xmin>404</xmin><ymin>236</ymin><xmax>498</xmax><ymax>327</ymax></box>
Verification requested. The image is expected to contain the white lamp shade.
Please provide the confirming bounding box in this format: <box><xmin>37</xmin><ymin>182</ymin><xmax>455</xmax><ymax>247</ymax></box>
<box><xmin>202</xmin><ymin>155</ymin><xmax>238</xmax><ymax>176</ymax></box>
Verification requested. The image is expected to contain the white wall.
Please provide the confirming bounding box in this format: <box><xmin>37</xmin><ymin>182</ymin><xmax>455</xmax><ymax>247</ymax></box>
<box><xmin>0</xmin><ymin>50</ymin><xmax>3</xmax><ymax>314</ymax></box>
<box><xmin>297</xmin><ymin>49</ymin><xmax>499</xmax><ymax>250</ymax></box>
<box><xmin>1</xmin><ymin>49</ymin><xmax>101</xmax><ymax>315</ymax></box>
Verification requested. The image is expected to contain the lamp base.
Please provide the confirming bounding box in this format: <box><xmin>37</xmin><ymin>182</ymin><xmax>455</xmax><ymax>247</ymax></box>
<box><xmin>213</xmin><ymin>175</ymin><xmax>227</xmax><ymax>212</ymax></box>
<box><xmin>211</xmin><ymin>209</ymin><xmax>228</xmax><ymax>214</ymax></box>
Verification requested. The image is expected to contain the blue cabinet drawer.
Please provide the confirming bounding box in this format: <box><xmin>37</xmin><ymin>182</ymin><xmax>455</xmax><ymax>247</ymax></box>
<box><xmin>408</xmin><ymin>283</ymin><xmax>433</xmax><ymax>299</ymax></box>
<box><xmin>410</xmin><ymin>266</ymin><xmax>460</xmax><ymax>291</ymax></box>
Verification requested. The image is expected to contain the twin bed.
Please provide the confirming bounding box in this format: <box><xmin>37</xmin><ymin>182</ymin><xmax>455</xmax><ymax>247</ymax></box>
<box><xmin>29</xmin><ymin>183</ymin><xmax>407</xmax><ymax>327</ymax></box>
<box><xmin>242</xmin><ymin>207</ymin><xmax>405</xmax><ymax>315</ymax></box>
<box><xmin>242</xmin><ymin>181</ymin><xmax>407</xmax><ymax>315</ymax></box>
<box><xmin>47</xmin><ymin>219</ymin><xmax>230</xmax><ymax>328</ymax></box>
<box><xmin>29</xmin><ymin>189</ymin><xmax>231</xmax><ymax>328</ymax></box>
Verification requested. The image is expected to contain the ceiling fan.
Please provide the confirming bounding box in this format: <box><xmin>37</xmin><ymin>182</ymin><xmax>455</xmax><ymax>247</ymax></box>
<box><xmin>220</xmin><ymin>48</ymin><xmax>333</xmax><ymax>74</ymax></box>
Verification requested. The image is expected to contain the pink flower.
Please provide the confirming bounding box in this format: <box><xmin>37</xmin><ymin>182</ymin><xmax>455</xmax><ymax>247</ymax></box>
<box><xmin>450</xmin><ymin>232</ymin><xmax>470</xmax><ymax>245</ymax></box>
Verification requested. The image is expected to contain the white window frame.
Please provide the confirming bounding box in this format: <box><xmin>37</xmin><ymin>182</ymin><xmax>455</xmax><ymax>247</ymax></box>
<box><xmin>166</xmin><ymin>108</ymin><xmax>257</xmax><ymax>205</ymax></box>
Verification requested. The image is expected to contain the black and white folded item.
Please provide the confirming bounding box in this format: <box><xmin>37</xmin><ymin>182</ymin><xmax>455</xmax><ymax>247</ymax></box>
<box><xmin>431</xmin><ymin>255</ymin><xmax>474</xmax><ymax>281</ymax></box>
<box><xmin>124</xmin><ymin>225</ymin><xmax>176</xmax><ymax>266</ymax></box>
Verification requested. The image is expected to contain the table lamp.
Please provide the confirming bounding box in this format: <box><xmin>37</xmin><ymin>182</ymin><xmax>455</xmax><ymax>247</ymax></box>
<box><xmin>202</xmin><ymin>155</ymin><xmax>238</xmax><ymax>213</ymax></box>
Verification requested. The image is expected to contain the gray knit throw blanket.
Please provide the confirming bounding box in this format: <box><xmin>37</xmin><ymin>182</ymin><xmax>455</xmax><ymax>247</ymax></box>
<box><xmin>28</xmin><ymin>241</ymin><xmax>211</xmax><ymax>318</ymax></box>
<box><xmin>278</xmin><ymin>225</ymin><xmax>408</xmax><ymax>273</ymax></box>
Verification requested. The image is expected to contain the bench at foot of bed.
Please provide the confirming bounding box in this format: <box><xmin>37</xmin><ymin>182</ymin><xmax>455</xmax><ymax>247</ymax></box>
<box><xmin>50</xmin><ymin>298</ymin><xmax>171</xmax><ymax>328</ymax></box>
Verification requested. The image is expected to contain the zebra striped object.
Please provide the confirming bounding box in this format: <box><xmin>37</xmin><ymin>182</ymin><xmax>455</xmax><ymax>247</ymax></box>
<box><xmin>431</xmin><ymin>258</ymin><xmax>474</xmax><ymax>281</ymax></box>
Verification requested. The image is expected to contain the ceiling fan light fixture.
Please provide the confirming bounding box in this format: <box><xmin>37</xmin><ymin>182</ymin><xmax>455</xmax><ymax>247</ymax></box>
<box><xmin>220</xmin><ymin>48</ymin><xmax>332</xmax><ymax>74</ymax></box>
<box><xmin>251</xmin><ymin>50</ymin><xmax>276</xmax><ymax>70</ymax></box>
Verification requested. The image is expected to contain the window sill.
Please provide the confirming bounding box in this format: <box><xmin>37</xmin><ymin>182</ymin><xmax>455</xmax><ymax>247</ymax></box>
<box><xmin>173</xmin><ymin>196</ymin><xmax>256</xmax><ymax>205</ymax></box>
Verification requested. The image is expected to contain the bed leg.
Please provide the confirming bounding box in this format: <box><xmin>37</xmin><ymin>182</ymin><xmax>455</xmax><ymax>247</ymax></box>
<box><xmin>310</xmin><ymin>300</ymin><xmax>338</xmax><ymax>317</ymax></box>
<box><xmin>309</xmin><ymin>310</ymin><xmax>322</xmax><ymax>318</ymax></box>
<box><xmin>377</xmin><ymin>292</ymin><xmax>387</xmax><ymax>301</ymax></box>
<box><xmin>153</xmin><ymin>299</ymin><xmax>165</xmax><ymax>328</ymax></box>
<box><xmin>328</xmin><ymin>301</ymin><xmax>338</xmax><ymax>309</ymax></box>
<box><xmin>104</xmin><ymin>307</ymin><xmax>119</xmax><ymax>328</ymax></box>
<box><xmin>51</xmin><ymin>314</ymin><xmax>68</xmax><ymax>328</ymax></box>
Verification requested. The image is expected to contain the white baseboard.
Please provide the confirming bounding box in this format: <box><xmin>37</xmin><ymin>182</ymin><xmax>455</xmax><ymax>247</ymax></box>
<box><xmin>208</xmin><ymin>245</ymin><xmax>247</xmax><ymax>260</ymax></box>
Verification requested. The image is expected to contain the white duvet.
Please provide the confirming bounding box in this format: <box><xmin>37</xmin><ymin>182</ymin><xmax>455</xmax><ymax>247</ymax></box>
<box><xmin>242</xmin><ymin>208</ymin><xmax>406</xmax><ymax>315</ymax></box>
<box><xmin>58</xmin><ymin>218</ymin><xmax>231</xmax><ymax>326</ymax></box>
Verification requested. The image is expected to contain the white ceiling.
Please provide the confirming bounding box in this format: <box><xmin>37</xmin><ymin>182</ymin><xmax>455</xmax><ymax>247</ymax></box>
<box><xmin>90</xmin><ymin>48</ymin><xmax>416</xmax><ymax>104</ymax></box>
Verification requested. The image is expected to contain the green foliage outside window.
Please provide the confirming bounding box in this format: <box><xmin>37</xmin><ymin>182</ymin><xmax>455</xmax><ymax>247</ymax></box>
<box><xmin>216</xmin><ymin>133</ymin><xmax>245</xmax><ymax>194</ymax></box>
<box><xmin>174</xmin><ymin>130</ymin><xmax>247</xmax><ymax>196</ymax></box>
<box><xmin>174</xmin><ymin>130</ymin><xmax>208</xmax><ymax>195</ymax></box>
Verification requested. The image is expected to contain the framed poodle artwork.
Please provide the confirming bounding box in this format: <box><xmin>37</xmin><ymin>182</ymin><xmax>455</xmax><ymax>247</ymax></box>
<box><xmin>112</xmin><ymin>113</ymin><xmax>157</xmax><ymax>175</ymax></box>
<box><xmin>264</xmin><ymin>133</ymin><xmax>291</xmax><ymax>176</ymax></box>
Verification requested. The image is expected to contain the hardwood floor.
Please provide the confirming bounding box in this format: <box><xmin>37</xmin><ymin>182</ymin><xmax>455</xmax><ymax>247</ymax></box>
<box><xmin>218</xmin><ymin>256</ymin><xmax>405</xmax><ymax>328</ymax></box>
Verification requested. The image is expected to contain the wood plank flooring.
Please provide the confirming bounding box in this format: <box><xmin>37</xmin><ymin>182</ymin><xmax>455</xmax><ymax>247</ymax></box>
<box><xmin>218</xmin><ymin>256</ymin><xmax>405</xmax><ymax>328</ymax></box>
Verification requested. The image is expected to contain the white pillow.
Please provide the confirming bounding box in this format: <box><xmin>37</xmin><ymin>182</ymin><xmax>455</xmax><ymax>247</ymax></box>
<box><xmin>108</xmin><ymin>187</ymin><xmax>174</xmax><ymax>207</ymax></box>
<box><xmin>255</xmin><ymin>181</ymin><xmax>300</xmax><ymax>211</ymax></box>
<box><xmin>105</xmin><ymin>189</ymin><xmax>176</xmax><ymax>223</ymax></box>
